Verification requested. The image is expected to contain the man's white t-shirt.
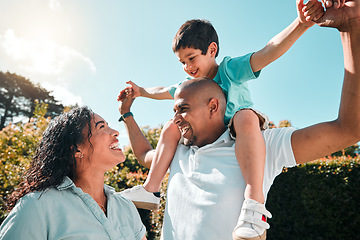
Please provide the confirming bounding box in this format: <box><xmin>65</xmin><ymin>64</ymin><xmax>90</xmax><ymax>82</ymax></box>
<box><xmin>161</xmin><ymin>127</ymin><xmax>297</xmax><ymax>240</ymax></box>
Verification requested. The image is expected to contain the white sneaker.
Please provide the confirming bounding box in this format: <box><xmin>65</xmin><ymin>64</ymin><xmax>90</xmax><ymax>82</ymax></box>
<box><xmin>120</xmin><ymin>185</ymin><xmax>160</xmax><ymax>210</ymax></box>
<box><xmin>232</xmin><ymin>199</ymin><xmax>272</xmax><ymax>240</ymax></box>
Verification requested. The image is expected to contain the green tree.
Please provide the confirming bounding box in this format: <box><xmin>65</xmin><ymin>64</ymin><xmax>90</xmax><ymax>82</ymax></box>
<box><xmin>0</xmin><ymin>101</ymin><xmax>50</xmax><ymax>222</ymax></box>
<box><xmin>278</xmin><ymin>120</ymin><xmax>292</xmax><ymax>128</ymax></box>
<box><xmin>0</xmin><ymin>71</ymin><xmax>64</xmax><ymax>130</ymax></box>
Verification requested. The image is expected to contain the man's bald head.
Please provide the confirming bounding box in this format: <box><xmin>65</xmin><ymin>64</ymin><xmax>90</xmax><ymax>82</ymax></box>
<box><xmin>175</xmin><ymin>77</ymin><xmax>226</xmax><ymax>116</ymax></box>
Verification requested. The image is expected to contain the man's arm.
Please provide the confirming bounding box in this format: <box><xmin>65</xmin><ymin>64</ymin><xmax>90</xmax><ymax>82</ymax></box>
<box><xmin>118</xmin><ymin>93</ymin><xmax>155</xmax><ymax>169</ymax></box>
<box><xmin>292</xmin><ymin>0</ymin><xmax>360</xmax><ymax>164</ymax></box>
<box><xmin>250</xmin><ymin>0</ymin><xmax>324</xmax><ymax>73</ymax></box>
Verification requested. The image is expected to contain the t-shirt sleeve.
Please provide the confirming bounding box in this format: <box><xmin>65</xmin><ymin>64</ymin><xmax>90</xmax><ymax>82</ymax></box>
<box><xmin>167</xmin><ymin>77</ymin><xmax>193</xmax><ymax>98</ymax></box>
<box><xmin>221</xmin><ymin>53</ymin><xmax>261</xmax><ymax>84</ymax></box>
<box><xmin>262</xmin><ymin>127</ymin><xmax>297</xmax><ymax>182</ymax></box>
<box><xmin>167</xmin><ymin>83</ymin><xmax>181</xmax><ymax>98</ymax></box>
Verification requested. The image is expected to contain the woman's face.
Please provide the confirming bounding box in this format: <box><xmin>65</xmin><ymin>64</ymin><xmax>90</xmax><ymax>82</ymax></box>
<box><xmin>78</xmin><ymin>113</ymin><xmax>125</xmax><ymax>173</ymax></box>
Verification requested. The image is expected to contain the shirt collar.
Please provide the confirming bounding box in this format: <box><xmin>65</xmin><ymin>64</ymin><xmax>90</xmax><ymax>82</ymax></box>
<box><xmin>56</xmin><ymin>176</ymin><xmax>116</xmax><ymax>195</ymax></box>
<box><xmin>212</xmin><ymin>129</ymin><xmax>232</xmax><ymax>145</ymax></box>
<box><xmin>190</xmin><ymin>129</ymin><xmax>232</xmax><ymax>151</ymax></box>
<box><xmin>56</xmin><ymin>176</ymin><xmax>76</xmax><ymax>191</ymax></box>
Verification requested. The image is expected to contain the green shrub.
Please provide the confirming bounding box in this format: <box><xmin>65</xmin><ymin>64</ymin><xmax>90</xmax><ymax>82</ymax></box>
<box><xmin>266</xmin><ymin>157</ymin><xmax>360</xmax><ymax>240</ymax></box>
<box><xmin>0</xmin><ymin>101</ymin><xmax>50</xmax><ymax>222</ymax></box>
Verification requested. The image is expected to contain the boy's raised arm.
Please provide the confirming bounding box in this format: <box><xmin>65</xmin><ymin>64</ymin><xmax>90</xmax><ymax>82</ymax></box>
<box><xmin>250</xmin><ymin>0</ymin><xmax>324</xmax><ymax>73</ymax></box>
<box><xmin>118</xmin><ymin>81</ymin><xmax>173</xmax><ymax>102</ymax></box>
<box><xmin>292</xmin><ymin>0</ymin><xmax>360</xmax><ymax>164</ymax></box>
<box><xmin>140</xmin><ymin>85</ymin><xmax>173</xmax><ymax>100</ymax></box>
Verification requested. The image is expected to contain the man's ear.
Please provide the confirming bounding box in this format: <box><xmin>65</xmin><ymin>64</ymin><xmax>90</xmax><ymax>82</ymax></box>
<box><xmin>208</xmin><ymin>42</ymin><xmax>218</xmax><ymax>57</ymax></box>
<box><xmin>208</xmin><ymin>97</ymin><xmax>220</xmax><ymax>117</ymax></box>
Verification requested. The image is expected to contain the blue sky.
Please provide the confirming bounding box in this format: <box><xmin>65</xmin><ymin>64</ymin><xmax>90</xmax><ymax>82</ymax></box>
<box><xmin>0</xmin><ymin>0</ymin><xmax>344</xmax><ymax>147</ymax></box>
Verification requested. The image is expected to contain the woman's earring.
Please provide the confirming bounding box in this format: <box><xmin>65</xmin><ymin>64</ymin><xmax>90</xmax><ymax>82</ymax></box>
<box><xmin>76</xmin><ymin>152</ymin><xmax>84</xmax><ymax>158</ymax></box>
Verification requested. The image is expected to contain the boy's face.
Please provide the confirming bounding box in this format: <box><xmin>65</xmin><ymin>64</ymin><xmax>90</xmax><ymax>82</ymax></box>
<box><xmin>175</xmin><ymin>44</ymin><xmax>217</xmax><ymax>79</ymax></box>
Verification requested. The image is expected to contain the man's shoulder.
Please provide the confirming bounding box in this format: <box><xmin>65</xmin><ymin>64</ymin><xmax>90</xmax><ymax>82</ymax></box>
<box><xmin>262</xmin><ymin>127</ymin><xmax>297</xmax><ymax>168</ymax></box>
<box><xmin>262</xmin><ymin>127</ymin><xmax>296</xmax><ymax>141</ymax></box>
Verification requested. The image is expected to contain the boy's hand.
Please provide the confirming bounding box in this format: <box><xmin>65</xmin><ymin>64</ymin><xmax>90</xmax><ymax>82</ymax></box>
<box><xmin>117</xmin><ymin>81</ymin><xmax>142</xmax><ymax>102</ymax></box>
<box><xmin>126</xmin><ymin>81</ymin><xmax>141</xmax><ymax>98</ymax></box>
<box><xmin>297</xmin><ymin>0</ymin><xmax>325</xmax><ymax>27</ymax></box>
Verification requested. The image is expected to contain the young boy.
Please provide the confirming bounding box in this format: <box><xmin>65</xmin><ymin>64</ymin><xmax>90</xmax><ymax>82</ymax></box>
<box><xmin>118</xmin><ymin>1</ymin><xmax>324</xmax><ymax>239</ymax></box>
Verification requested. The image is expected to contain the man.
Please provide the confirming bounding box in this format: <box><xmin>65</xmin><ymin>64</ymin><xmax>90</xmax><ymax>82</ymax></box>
<box><xmin>118</xmin><ymin>1</ymin><xmax>360</xmax><ymax>239</ymax></box>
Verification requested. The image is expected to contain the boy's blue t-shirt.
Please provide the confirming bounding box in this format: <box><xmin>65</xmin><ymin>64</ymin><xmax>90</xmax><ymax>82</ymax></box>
<box><xmin>168</xmin><ymin>52</ymin><xmax>260</xmax><ymax>125</ymax></box>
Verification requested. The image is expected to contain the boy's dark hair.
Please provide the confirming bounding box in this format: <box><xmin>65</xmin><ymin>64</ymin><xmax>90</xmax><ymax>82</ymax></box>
<box><xmin>172</xmin><ymin>19</ymin><xmax>219</xmax><ymax>57</ymax></box>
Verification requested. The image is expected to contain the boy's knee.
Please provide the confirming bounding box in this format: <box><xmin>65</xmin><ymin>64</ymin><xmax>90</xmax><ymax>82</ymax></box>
<box><xmin>233</xmin><ymin>109</ymin><xmax>260</xmax><ymax>128</ymax></box>
<box><xmin>164</xmin><ymin>120</ymin><xmax>178</xmax><ymax>130</ymax></box>
<box><xmin>162</xmin><ymin>120</ymin><xmax>181</xmax><ymax>138</ymax></box>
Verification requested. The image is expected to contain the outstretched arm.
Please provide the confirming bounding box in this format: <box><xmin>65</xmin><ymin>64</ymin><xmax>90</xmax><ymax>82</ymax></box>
<box><xmin>118</xmin><ymin>81</ymin><xmax>173</xmax><ymax>102</ymax></box>
<box><xmin>118</xmin><ymin>91</ymin><xmax>155</xmax><ymax>169</ymax></box>
<box><xmin>292</xmin><ymin>0</ymin><xmax>360</xmax><ymax>164</ymax></box>
<box><xmin>250</xmin><ymin>0</ymin><xmax>324</xmax><ymax>72</ymax></box>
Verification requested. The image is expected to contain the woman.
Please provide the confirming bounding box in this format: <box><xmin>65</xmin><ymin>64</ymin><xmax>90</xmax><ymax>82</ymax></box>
<box><xmin>0</xmin><ymin>106</ymin><xmax>146</xmax><ymax>240</ymax></box>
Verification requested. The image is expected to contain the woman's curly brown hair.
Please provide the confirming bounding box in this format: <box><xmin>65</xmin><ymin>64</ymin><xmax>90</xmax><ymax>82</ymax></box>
<box><xmin>7</xmin><ymin>106</ymin><xmax>94</xmax><ymax>211</ymax></box>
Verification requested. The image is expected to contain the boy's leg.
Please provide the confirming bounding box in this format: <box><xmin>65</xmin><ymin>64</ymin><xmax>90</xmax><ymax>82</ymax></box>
<box><xmin>233</xmin><ymin>109</ymin><xmax>265</xmax><ymax>203</ymax></box>
<box><xmin>143</xmin><ymin>120</ymin><xmax>181</xmax><ymax>192</ymax></box>
<box><xmin>120</xmin><ymin>120</ymin><xmax>180</xmax><ymax>210</ymax></box>
<box><xmin>231</xmin><ymin>109</ymin><xmax>271</xmax><ymax>240</ymax></box>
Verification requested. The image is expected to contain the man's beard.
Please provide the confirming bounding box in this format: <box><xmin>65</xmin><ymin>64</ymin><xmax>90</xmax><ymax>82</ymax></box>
<box><xmin>183</xmin><ymin>135</ymin><xmax>197</xmax><ymax>146</ymax></box>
